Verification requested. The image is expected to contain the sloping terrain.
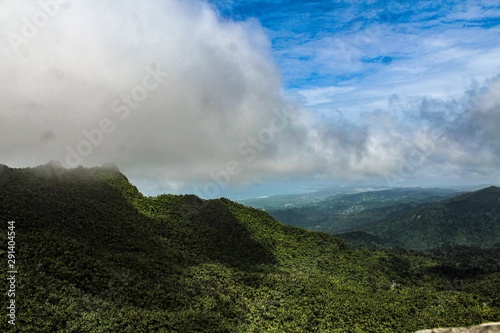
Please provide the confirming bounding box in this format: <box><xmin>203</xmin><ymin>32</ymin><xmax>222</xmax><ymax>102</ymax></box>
<box><xmin>358</xmin><ymin>187</ymin><xmax>500</xmax><ymax>250</ymax></box>
<box><xmin>0</xmin><ymin>163</ymin><xmax>498</xmax><ymax>332</ymax></box>
<box><xmin>259</xmin><ymin>188</ymin><xmax>460</xmax><ymax>234</ymax></box>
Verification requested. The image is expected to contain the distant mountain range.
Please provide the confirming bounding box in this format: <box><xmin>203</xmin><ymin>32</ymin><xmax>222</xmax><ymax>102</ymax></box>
<box><xmin>243</xmin><ymin>186</ymin><xmax>500</xmax><ymax>251</ymax></box>
<box><xmin>350</xmin><ymin>186</ymin><xmax>500</xmax><ymax>250</ymax></box>
<box><xmin>0</xmin><ymin>163</ymin><xmax>499</xmax><ymax>332</ymax></box>
<box><xmin>242</xmin><ymin>187</ymin><xmax>459</xmax><ymax>233</ymax></box>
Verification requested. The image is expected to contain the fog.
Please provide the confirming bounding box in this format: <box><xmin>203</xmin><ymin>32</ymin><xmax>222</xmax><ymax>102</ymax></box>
<box><xmin>1</xmin><ymin>0</ymin><xmax>499</xmax><ymax>195</ymax></box>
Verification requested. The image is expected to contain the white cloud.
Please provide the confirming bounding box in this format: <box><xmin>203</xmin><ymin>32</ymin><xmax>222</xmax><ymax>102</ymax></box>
<box><xmin>297</xmin><ymin>86</ymin><xmax>356</xmax><ymax>106</ymax></box>
<box><xmin>0</xmin><ymin>0</ymin><xmax>286</xmax><ymax>179</ymax></box>
<box><xmin>0</xmin><ymin>0</ymin><xmax>499</xmax><ymax>197</ymax></box>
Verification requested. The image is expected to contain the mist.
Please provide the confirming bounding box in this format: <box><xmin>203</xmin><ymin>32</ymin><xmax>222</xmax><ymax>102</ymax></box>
<box><xmin>1</xmin><ymin>0</ymin><xmax>499</xmax><ymax>196</ymax></box>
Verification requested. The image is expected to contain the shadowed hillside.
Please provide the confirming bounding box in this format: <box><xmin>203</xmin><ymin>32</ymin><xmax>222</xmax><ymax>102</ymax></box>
<box><xmin>258</xmin><ymin>187</ymin><xmax>460</xmax><ymax>234</ymax></box>
<box><xmin>0</xmin><ymin>163</ymin><xmax>499</xmax><ymax>332</ymax></box>
<box><xmin>358</xmin><ymin>186</ymin><xmax>500</xmax><ymax>250</ymax></box>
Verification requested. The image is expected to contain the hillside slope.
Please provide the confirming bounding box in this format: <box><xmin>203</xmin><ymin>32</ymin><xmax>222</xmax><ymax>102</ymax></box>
<box><xmin>0</xmin><ymin>163</ymin><xmax>499</xmax><ymax>332</ymax></box>
<box><xmin>360</xmin><ymin>186</ymin><xmax>500</xmax><ymax>250</ymax></box>
<box><xmin>261</xmin><ymin>188</ymin><xmax>459</xmax><ymax>234</ymax></box>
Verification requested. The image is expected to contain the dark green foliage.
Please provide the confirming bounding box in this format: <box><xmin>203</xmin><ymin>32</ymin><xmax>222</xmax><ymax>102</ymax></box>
<box><xmin>262</xmin><ymin>188</ymin><xmax>459</xmax><ymax>234</ymax></box>
<box><xmin>0</xmin><ymin>164</ymin><xmax>498</xmax><ymax>332</ymax></box>
<box><xmin>360</xmin><ymin>186</ymin><xmax>500</xmax><ymax>250</ymax></box>
<box><xmin>338</xmin><ymin>231</ymin><xmax>397</xmax><ymax>250</ymax></box>
<box><xmin>258</xmin><ymin>185</ymin><xmax>500</xmax><ymax>251</ymax></box>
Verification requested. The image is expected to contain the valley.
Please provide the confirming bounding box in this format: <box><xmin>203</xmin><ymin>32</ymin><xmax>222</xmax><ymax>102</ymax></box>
<box><xmin>0</xmin><ymin>163</ymin><xmax>499</xmax><ymax>332</ymax></box>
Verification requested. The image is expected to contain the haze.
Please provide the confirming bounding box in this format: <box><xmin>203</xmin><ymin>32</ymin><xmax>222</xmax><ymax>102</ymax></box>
<box><xmin>1</xmin><ymin>0</ymin><xmax>499</xmax><ymax>198</ymax></box>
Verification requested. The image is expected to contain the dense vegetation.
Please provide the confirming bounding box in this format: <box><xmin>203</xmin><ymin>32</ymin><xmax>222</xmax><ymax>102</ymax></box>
<box><xmin>254</xmin><ymin>188</ymin><xmax>459</xmax><ymax>234</ymax></box>
<box><xmin>247</xmin><ymin>186</ymin><xmax>500</xmax><ymax>251</ymax></box>
<box><xmin>1</xmin><ymin>163</ymin><xmax>499</xmax><ymax>332</ymax></box>
<box><xmin>357</xmin><ymin>186</ymin><xmax>500</xmax><ymax>250</ymax></box>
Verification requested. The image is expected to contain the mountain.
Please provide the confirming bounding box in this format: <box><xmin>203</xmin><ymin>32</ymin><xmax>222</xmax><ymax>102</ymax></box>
<box><xmin>357</xmin><ymin>186</ymin><xmax>500</xmax><ymax>250</ymax></box>
<box><xmin>252</xmin><ymin>187</ymin><xmax>460</xmax><ymax>234</ymax></box>
<box><xmin>238</xmin><ymin>185</ymin><xmax>394</xmax><ymax>210</ymax></box>
<box><xmin>1</xmin><ymin>164</ymin><xmax>499</xmax><ymax>332</ymax></box>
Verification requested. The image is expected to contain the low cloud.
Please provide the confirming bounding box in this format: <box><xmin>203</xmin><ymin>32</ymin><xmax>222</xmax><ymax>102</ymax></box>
<box><xmin>360</xmin><ymin>76</ymin><xmax>500</xmax><ymax>183</ymax></box>
<box><xmin>0</xmin><ymin>0</ymin><xmax>498</xmax><ymax>195</ymax></box>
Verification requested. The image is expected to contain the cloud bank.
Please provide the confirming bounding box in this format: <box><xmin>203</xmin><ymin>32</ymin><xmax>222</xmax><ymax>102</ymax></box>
<box><xmin>0</xmin><ymin>0</ymin><xmax>499</xmax><ymax>196</ymax></box>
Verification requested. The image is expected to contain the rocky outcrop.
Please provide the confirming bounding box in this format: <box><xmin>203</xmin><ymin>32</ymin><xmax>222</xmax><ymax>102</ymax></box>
<box><xmin>415</xmin><ymin>323</ymin><xmax>500</xmax><ymax>333</ymax></box>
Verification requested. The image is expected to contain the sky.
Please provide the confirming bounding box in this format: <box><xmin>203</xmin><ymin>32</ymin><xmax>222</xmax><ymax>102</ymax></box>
<box><xmin>0</xmin><ymin>0</ymin><xmax>499</xmax><ymax>199</ymax></box>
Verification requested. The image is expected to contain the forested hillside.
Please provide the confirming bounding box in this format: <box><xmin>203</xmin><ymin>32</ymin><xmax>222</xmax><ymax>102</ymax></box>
<box><xmin>0</xmin><ymin>163</ymin><xmax>499</xmax><ymax>332</ymax></box>
<box><xmin>357</xmin><ymin>186</ymin><xmax>500</xmax><ymax>250</ymax></box>
<box><xmin>246</xmin><ymin>185</ymin><xmax>500</xmax><ymax>251</ymax></box>
<box><xmin>256</xmin><ymin>188</ymin><xmax>460</xmax><ymax>234</ymax></box>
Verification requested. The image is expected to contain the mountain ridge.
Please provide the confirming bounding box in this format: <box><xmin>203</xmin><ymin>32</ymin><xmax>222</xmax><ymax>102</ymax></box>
<box><xmin>1</xmin><ymin>163</ymin><xmax>499</xmax><ymax>332</ymax></box>
<box><xmin>359</xmin><ymin>186</ymin><xmax>500</xmax><ymax>250</ymax></box>
<box><xmin>255</xmin><ymin>187</ymin><xmax>463</xmax><ymax>235</ymax></box>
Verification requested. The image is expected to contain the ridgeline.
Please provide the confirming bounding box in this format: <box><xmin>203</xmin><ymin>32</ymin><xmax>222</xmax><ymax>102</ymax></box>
<box><xmin>358</xmin><ymin>186</ymin><xmax>500</xmax><ymax>250</ymax></box>
<box><xmin>1</xmin><ymin>163</ymin><xmax>499</xmax><ymax>332</ymax></box>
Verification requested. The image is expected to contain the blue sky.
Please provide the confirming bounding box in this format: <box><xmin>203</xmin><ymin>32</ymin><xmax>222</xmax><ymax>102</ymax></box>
<box><xmin>1</xmin><ymin>0</ymin><xmax>499</xmax><ymax>199</ymax></box>
<box><xmin>203</xmin><ymin>0</ymin><xmax>500</xmax><ymax>198</ymax></box>
<box><xmin>209</xmin><ymin>0</ymin><xmax>500</xmax><ymax>113</ymax></box>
